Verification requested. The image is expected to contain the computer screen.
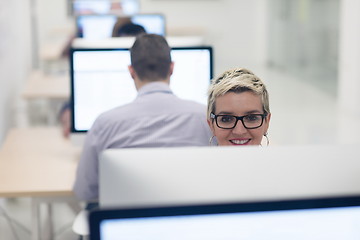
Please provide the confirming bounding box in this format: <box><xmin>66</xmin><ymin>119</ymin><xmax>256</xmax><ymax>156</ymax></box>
<box><xmin>70</xmin><ymin>47</ymin><xmax>213</xmax><ymax>133</ymax></box>
<box><xmin>73</xmin><ymin>0</ymin><xmax>139</xmax><ymax>15</ymax></box>
<box><xmin>76</xmin><ymin>14</ymin><xmax>165</xmax><ymax>39</ymax></box>
<box><xmin>77</xmin><ymin>15</ymin><xmax>118</xmax><ymax>39</ymax></box>
<box><xmin>131</xmin><ymin>14</ymin><xmax>166</xmax><ymax>36</ymax></box>
<box><xmin>90</xmin><ymin>196</ymin><xmax>360</xmax><ymax>240</ymax></box>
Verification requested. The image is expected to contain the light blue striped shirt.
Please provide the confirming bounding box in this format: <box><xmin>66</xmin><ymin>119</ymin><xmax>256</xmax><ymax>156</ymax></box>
<box><xmin>73</xmin><ymin>82</ymin><xmax>212</xmax><ymax>201</ymax></box>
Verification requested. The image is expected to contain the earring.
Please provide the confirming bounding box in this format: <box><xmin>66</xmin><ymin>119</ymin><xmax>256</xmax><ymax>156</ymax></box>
<box><xmin>209</xmin><ymin>136</ymin><xmax>217</xmax><ymax>146</ymax></box>
<box><xmin>264</xmin><ymin>132</ymin><xmax>269</xmax><ymax>146</ymax></box>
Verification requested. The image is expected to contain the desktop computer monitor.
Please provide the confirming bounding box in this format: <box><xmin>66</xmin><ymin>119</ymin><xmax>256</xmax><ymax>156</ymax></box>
<box><xmin>90</xmin><ymin>196</ymin><xmax>360</xmax><ymax>240</ymax></box>
<box><xmin>70</xmin><ymin>47</ymin><xmax>213</xmax><ymax>134</ymax></box>
<box><xmin>76</xmin><ymin>15</ymin><xmax>118</xmax><ymax>39</ymax></box>
<box><xmin>73</xmin><ymin>0</ymin><xmax>139</xmax><ymax>15</ymax></box>
<box><xmin>99</xmin><ymin>145</ymin><xmax>360</xmax><ymax>208</ymax></box>
<box><xmin>76</xmin><ymin>14</ymin><xmax>165</xmax><ymax>39</ymax></box>
<box><xmin>131</xmin><ymin>14</ymin><xmax>166</xmax><ymax>36</ymax></box>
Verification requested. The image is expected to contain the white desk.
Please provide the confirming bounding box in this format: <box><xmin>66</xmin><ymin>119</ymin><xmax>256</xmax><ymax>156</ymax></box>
<box><xmin>0</xmin><ymin>127</ymin><xmax>81</xmax><ymax>239</ymax></box>
<box><xmin>22</xmin><ymin>70</ymin><xmax>69</xmax><ymax>100</ymax></box>
<box><xmin>71</xmin><ymin>36</ymin><xmax>205</xmax><ymax>48</ymax></box>
<box><xmin>21</xmin><ymin>70</ymin><xmax>70</xmax><ymax>126</ymax></box>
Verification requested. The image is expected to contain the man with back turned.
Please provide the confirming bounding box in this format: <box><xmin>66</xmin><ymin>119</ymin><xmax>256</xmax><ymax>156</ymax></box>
<box><xmin>73</xmin><ymin>34</ymin><xmax>212</xmax><ymax>201</ymax></box>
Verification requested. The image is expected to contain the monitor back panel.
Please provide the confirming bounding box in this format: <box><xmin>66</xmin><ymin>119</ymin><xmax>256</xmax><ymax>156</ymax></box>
<box><xmin>99</xmin><ymin>145</ymin><xmax>360</xmax><ymax>208</ymax></box>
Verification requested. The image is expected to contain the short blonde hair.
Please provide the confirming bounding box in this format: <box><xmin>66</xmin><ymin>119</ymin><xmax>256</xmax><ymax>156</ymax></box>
<box><xmin>207</xmin><ymin>68</ymin><xmax>270</xmax><ymax>119</ymax></box>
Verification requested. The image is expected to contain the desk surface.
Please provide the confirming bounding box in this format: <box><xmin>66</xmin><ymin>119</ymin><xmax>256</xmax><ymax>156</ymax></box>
<box><xmin>0</xmin><ymin>127</ymin><xmax>80</xmax><ymax>197</ymax></box>
<box><xmin>21</xmin><ymin>70</ymin><xmax>70</xmax><ymax>100</ymax></box>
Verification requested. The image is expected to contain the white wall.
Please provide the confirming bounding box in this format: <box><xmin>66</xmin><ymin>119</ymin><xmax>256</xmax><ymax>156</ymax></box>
<box><xmin>0</xmin><ymin>0</ymin><xmax>32</xmax><ymax>145</ymax></box>
<box><xmin>140</xmin><ymin>0</ymin><xmax>268</xmax><ymax>76</ymax></box>
<box><xmin>338</xmin><ymin>0</ymin><xmax>360</xmax><ymax>116</ymax></box>
<box><xmin>36</xmin><ymin>0</ymin><xmax>74</xmax><ymax>47</ymax></box>
<box><xmin>336</xmin><ymin>0</ymin><xmax>360</xmax><ymax>144</ymax></box>
<box><xmin>36</xmin><ymin>0</ymin><xmax>269</xmax><ymax>76</ymax></box>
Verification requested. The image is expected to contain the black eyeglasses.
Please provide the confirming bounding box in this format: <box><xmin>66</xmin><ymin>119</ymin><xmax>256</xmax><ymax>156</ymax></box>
<box><xmin>210</xmin><ymin>112</ymin><xmax>267</xmax><ymax>129</ymax></box>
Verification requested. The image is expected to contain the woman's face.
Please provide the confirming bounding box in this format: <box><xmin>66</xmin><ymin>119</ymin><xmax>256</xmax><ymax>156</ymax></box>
<box><xmin>208</xmin><ymin>91</ymin><xmax>271</xmax><ymax>146</ymax></box>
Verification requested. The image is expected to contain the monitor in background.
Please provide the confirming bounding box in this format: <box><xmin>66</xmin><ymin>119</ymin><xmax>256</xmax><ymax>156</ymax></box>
<box><xmin>99</xmin><ymin>145</ymin><xmax>360</xmax><ymax>208</ymax></box>
<box><xmin>73</xmin><ymin>0</ymin><xmax>139</xmax><ymax>15</ymax></box>
<box><xmin>76</xmin><ymin>14</ymin><xmax>165</xmax><ymax>39</ymax></box>
<box><xmin>131</xmin><ymin>14</ymin><xmax>166</xmax><ymax>36</ymax></box>
<box><xmin>90</xmin><ymin>196</ymin><xmax>360</xmax><ymax>240</ymax></box>
<box><xmin>121</xmin><ymin>0</ymin><xmax>139</xmax><ymax>15</ymax></box>
<box><xmin>70</xmin><ymin>47</ymin><xmax>213</xmax><ymax>134</ymax></box>
<box><xmin>77</xmin><ymin>15</ymin><xmax>118</xmax><ymax>39</ymax></box>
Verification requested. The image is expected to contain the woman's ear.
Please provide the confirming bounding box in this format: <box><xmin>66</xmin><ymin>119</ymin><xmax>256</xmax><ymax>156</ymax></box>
<box><xmin>207</xmin><ymin>119</ymin><xmax>216</xmax><ymax>135</ymax></box>
<box><xmin>264</xmin><ymin>113</ymin><xmax>271</xmax><ymax>134</ymax></box>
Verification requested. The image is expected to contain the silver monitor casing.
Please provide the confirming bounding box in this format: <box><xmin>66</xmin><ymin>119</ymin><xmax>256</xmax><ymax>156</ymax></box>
<box><xmin>99</xmin><ymin>145</ymin><xmax>360</xmax><ymax>208</ymax></box>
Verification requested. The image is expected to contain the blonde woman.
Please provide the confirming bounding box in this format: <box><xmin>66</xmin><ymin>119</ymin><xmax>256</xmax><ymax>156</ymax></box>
<box><xmin>207</xmin><ymin>68</ymin><xmax>271</xmax><ymax>146</ymax></box>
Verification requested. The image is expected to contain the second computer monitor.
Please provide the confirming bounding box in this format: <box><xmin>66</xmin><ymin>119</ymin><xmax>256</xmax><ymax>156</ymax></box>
<box><xmin>70</xmin><ymin>47</ymin><xmax>213</xmax><ymax>133</ymax></box>
<box><xmin>76</xmin><ymin>14</ymin><xmax>166</xmax><ymax>39</ymax></box>
<box><xmin>72</xmin><ymin>0</ymin><xmax>140</xmax><ymax>15</ymax></box>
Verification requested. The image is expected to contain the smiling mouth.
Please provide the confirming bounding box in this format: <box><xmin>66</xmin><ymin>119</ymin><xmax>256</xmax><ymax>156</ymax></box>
<box><xmin>230</xmin><ymin>139</ymin><xmax>250</xmax><ymax>145</ymax></box>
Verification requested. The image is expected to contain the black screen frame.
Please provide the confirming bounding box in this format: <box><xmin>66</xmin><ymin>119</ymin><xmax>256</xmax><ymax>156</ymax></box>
<box><xmin>89</xmin><ymin>195</ymin><xmax>360</xmax><ymax>240</ymax></box>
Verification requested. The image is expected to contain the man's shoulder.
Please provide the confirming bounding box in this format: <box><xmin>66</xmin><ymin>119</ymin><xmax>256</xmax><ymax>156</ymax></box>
<box><xmin>174</xmin><ymin>98</ymin><xmax>207</xmax><ymax>112</ymax></box>
<box><xmin>91</xmin><ymin>97</ymin><xmax>207</xmax><ymax>131</ymax></box>
<box><xmin>93</xmin><ymin>103</ymin><xmax>135</xmax><ymax>127</ymax></box>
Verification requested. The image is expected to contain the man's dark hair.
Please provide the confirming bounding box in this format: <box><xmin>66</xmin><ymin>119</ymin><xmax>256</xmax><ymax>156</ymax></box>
<box><xmin>115</xmin><ymin>22</ymin><xmax>146</xmax><ymax>37</ymax></box>
<box><xmin>130</xmin><ymin>34</ymin><xmax>172</xmax><ymax>81</ymax></box>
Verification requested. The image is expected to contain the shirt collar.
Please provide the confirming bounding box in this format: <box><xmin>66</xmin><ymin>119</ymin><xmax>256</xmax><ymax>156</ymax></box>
<box><xmin>137</xmin><ymin>82</ymin><xmax>173</xmax><ymax>97</ymax></box>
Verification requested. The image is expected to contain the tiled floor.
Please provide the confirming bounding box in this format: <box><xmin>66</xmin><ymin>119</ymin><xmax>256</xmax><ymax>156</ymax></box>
<box><xmin>1</xmin><ymin>67</ymin><xmax>360</xmax><ymax>239</ymax></box>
